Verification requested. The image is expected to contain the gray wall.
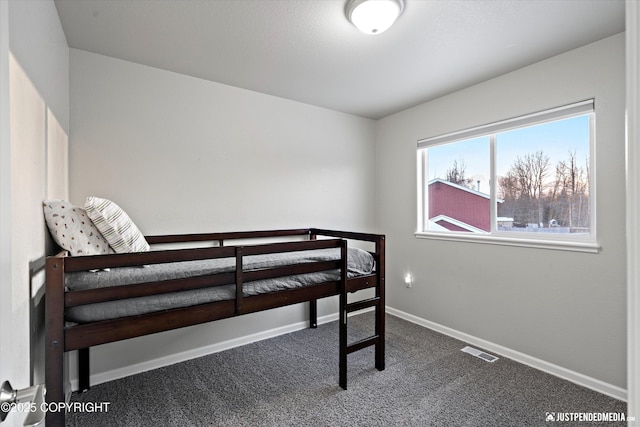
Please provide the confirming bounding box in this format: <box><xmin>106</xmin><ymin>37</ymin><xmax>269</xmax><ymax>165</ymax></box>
<box><xmin>68</xmin><ymin>49</ymin><xmax>377</xmax><ymax>383</ymax></box>
<box><xmin>377</xmin><ymin>33</ymin><xmax>626</xmax><ymax>391</ymax></box>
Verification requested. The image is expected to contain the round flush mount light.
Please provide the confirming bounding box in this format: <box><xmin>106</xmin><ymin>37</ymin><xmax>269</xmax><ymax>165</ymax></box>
<box><xmin>345</xmin><ymin>0</ymin><xmax>404</xmax><ymax>35</ymax></box>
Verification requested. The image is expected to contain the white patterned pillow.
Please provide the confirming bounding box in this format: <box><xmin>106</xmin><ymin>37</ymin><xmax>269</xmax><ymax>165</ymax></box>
<box><xmin>84</xmin><ymin>196</ymin><xmax>150</xmax><ymax>253</ymax></box>
<box><xmin>43</xmin><ymin>200</ymin><xmax>114</xmax><ymax>256</ymax></box>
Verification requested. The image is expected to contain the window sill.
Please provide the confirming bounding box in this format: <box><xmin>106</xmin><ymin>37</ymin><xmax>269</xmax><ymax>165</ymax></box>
<box><xmin>415</xmin><ymin>231</ymin><xmax>600</xmax><ymax>253</ymax></box>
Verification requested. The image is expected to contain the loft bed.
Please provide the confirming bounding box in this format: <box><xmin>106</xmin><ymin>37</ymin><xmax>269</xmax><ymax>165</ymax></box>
<box><xmin>45</xmin><ymin>227</ymin><xmax>385</xmax><ymax>427</ymax></box>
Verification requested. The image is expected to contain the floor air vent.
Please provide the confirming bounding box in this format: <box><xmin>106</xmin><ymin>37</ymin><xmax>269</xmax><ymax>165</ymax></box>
<box><xmin>461</xmin><ymin>346</ymin><xmax>499</xmax><ymax>362</ymax></box>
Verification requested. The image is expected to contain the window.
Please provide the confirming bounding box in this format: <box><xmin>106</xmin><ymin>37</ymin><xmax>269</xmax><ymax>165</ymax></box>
<box><xmin>417</xmin><ymin>100</ymin><xmax>597</xmax><ymax>252</ymax></box>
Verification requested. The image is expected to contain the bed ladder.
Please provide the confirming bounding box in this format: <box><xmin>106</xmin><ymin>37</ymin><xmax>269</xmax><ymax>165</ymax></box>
<box><xmin>308</xmin><ymin>229</ymin><xmax>386</xmax><ymax>390</ymax></box>
<box><xmin>339</xmin><ymin>293</ymin><xmax>385</xmax><ymax>389</ymax></box>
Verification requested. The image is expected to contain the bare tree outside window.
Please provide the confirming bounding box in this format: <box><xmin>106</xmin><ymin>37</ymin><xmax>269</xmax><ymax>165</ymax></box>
<box><xmin>497</xmin><ymin>150</ymin><xmax>589</xmax><ymax>231</ymax></box>
<box><xmin>444</xmin><ymin>159</ymin><xmax>474</xmax><ymax>189</ymax></box>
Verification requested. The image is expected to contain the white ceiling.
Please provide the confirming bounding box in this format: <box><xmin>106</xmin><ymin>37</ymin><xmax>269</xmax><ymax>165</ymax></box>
<box><xmin>54</xmin><ymin>0</ymin><xmax>625</xmax><ymax>119</ymax></box>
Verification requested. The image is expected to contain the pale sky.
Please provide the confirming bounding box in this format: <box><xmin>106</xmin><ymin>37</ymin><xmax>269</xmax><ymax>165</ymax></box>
<box><xmin>427</xmin><ymin>114</ymin><xmax>591</xmax><ymax>195</ymax></box>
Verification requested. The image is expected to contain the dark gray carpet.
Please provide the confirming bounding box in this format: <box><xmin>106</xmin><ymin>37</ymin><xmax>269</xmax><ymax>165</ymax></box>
<box><xmin>66</xmin><ymin>313</ymin><xmax>626</xmax><ymax>426</ymax></box>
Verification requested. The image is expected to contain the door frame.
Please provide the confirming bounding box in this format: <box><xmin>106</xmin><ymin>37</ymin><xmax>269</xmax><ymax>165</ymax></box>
<box><xmin>0</xmin><ymin>1</ymin><xmax>17</xmax><ymax>425</ymax></box>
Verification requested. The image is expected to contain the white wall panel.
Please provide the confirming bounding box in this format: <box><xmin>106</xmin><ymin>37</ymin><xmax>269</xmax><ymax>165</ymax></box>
<box><xmin>4</xmin><ymin>0</ymin><xmax>69</xmax><ymax>406</ymax></box>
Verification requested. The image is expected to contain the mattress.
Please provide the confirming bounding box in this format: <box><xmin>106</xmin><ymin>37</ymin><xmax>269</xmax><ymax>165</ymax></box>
<box><xmin>65</xmin><ymin>247</ymin><xmax>374</xmax><ymax>323</ymax></box>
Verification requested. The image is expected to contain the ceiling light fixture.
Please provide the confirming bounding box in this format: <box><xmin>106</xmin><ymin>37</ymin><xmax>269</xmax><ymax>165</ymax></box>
<box><xmin>345</xmin><ymin>0</ymin><xmax>404</xmax><ymax>35</ymax></box>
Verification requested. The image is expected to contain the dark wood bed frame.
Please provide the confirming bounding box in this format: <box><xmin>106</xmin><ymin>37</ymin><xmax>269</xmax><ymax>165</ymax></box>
<box><xmin>45</xmin><ymin>228</ymin><xmax>385</xmax><ymax>426</ymax></box>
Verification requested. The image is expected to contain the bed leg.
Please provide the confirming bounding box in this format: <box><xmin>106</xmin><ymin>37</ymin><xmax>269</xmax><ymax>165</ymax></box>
<box><xmin>78</xmin><ymin>348</ymin><xmax>90</xmax><ymax>392</ymax></box>
<box><xmin>338</xmin><ymin>241</ymin><xmax>348</xmax><ymax>390</ymax></box>
<box><xmin>45</xmin><ymin>336</ymin><xmax>65</xmax><ymax>427</ymax></box>
<box><xmin>339</xmin><ymin>299</ymin><xmax>347</xmax><ymax>390</ymax></box>
<box><xmin>309</xmin><ymin>300</ymin><xmax>317</xmax><ymax>328</ymax></box>
<box><xmin>375</xmin><ymin>306</ymin><xmax>385</xmax><ymax>371</ymax></box>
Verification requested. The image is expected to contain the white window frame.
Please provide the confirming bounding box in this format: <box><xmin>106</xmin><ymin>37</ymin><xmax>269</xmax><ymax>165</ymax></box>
<box><xmin>416</xmin><ymin>99</ymin><xmax>599</xmax><ymax>253</ymax></box>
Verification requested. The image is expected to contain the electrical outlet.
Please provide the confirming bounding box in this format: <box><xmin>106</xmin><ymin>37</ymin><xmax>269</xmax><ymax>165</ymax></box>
<box><xmin>404</xmin><ymin>273</ymin><xmax>413</xmax><ymax>288</ymax></box>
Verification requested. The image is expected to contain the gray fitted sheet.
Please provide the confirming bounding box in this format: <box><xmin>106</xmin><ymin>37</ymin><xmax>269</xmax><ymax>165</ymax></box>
<box><xmin>65</xmin><ymin>247</ymin><xmax>374</xmax><ymax>323</ymax></box>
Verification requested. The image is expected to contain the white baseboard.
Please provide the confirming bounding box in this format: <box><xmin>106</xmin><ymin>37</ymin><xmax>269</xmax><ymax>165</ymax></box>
<box><xmin>386</xmin><ymin>306</ymin><xmax>627</xmax><ymax>402</ymax></box>
<box><xmin>72</xmin><ymin>312</ymin><xmax>339</xmax><ymax>391</ymax></box>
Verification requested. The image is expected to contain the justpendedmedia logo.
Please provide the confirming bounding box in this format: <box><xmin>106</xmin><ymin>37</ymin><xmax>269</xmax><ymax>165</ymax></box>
<box><xmin>545</xmin><ymin>411</ymin><xmax>632</xmax><ymax>423</ymax></box>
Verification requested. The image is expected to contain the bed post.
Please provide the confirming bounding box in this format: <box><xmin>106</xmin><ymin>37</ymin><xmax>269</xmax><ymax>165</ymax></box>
<box><xmin>375</xmin><ymin>235</ymin><xmax>386</xmax><ymax>371</ymax></box>
<box><xmin>309</xmin><ymin>230</ymin><xmax>318</xmax><ymax>328</ymax></box>
<box><xmin>45</xmin><ymin>256</ymin><xmax>66</xmax><ymax>427</ymax></box>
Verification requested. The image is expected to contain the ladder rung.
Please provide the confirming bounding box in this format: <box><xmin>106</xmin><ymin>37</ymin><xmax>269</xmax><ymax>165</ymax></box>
<box><xmin>345</xmin><ymin>296</ymin><xmax>380</xmax><ymax>313</ymax></box>
<box><xmin>347</xmin><ymin>335</ymin><xmax>379</xmax><ymax>354</ymax></box>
